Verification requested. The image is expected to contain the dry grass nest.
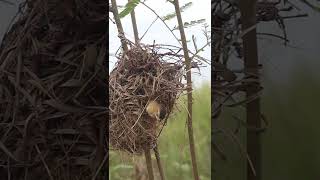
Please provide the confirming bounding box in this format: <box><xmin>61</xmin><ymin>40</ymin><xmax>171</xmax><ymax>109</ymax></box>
<box><xmin>0</xmin><ymin>0</ymin><xmax>107</xmax><ymax>179</ymax></box>
<box><xmin>109</xmin><ymin>44</ymin><xmax>185</xmax><ymax>154</ymax></box>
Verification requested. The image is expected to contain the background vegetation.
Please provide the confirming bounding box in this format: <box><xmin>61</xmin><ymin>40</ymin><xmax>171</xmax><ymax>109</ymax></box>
<box><xmin>213</xmin><ymin>61</ymin><xmax>320</xmax><ymax>180</ymax></box>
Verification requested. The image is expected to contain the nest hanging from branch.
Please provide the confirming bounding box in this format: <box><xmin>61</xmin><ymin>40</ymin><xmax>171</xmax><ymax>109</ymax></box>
<box><xmin>0</xmin><ymin>0</ymin><xmax>107</xmax><ymax>179</ymax></box>
<box><xmin>109</xmin><ymin>44</ymin><xmax>185</xmax><ymax>154</ymax></box>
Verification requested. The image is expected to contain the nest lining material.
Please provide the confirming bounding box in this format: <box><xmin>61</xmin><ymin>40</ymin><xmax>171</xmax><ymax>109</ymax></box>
<box><xmin>0</xmin><ymin>1</ymin><xmax>107</xmax><ymax>179</ymax></box>
<box><xmin>109</xmin><ymin>44</ymin><xmax>185</xmax><ymax>154</ymax></box>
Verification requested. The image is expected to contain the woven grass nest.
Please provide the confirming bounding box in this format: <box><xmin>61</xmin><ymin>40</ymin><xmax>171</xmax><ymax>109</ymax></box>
<box><xmin>0</xmin><ymin>0</ymin><xmax>107</xmax><ymax>179</ymax></box>
<box><xmin>109</xmin><ymin>44</ymin><xmax>185</xmax><ymax>154</ymax></box>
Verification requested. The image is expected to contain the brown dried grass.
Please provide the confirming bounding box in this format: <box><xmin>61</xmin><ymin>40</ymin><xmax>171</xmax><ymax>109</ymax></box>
<box><xmin>109</xmin><ymin>44</ymin><xmax>185</xmax><ymax>154</ymax></box>
<box><xmin>0</xmin><ymin>0</ymin><xmax>107</xmax><ymax>179</ymax></box>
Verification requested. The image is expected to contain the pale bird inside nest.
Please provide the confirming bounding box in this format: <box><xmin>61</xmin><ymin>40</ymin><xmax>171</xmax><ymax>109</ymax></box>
<box><xmin>146</xmin><ymin>100</ymin><xmax>166</xmax><ymax>121</ymax></box>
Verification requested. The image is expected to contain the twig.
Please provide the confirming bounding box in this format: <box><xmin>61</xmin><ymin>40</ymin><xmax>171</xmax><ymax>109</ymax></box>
<box><xmin>192</xmin><ymin>35</ymin><xmax>198</xmax><ymax>52</ymax></box>
<box><xmin>110</xmin><ymin>0</ymin><xmax>128</xmax><ymax>52</ymax></box>
<box><xmin>140</xmin><ymin>17</ymin><xmax>158</xmax><ymax>41</ymax></box>
<box><xmin>257</xmin><ymin>32</ymin><xmax>289</xmax><ymax>43</ymax></box>
<box><xmin>154</xmin><ymin>145</ymin><xmax>166</xmax><ymax>180</ymax></box>
<box><xmin>239</xmin><ymin>0</ymin><xmax>261</xmax><ymax>179</ymax></box>
<box><xmin>91</xmin><ymin>154</ymin><xmax>108</xmax><ymax>180</ymax></box>
<box><xmin>144</xmin><ymin>147</ymin><xmax>154</xmax><ymax>180</ymax></box>
<box><xmin>281</xmin><ymin>14</ymin><xmax>308</xmax><ymax>19</ymax></box>
<box><xmin>140</xmin><ymin>1</ymin><xmax>182</xmax><ymax>45</ymax></box>
<box><xmin>218</xmin><ymin>129</ymin><xmax>257</xmax><ymax>176</ymax></box>
<box><xmin>173</xmin><ymin>0</ymin><xmax>200</xmax><ymax>180</ymax></box>
<box><xmin>137</xmin><ymin>2</ymin><xmax>211</xmax><ymax>65</ymax></box>
<box><xmin>35</xmin><ymin>145</ymin><xmax>54</xmax><ymax>180</ymax></box>
<box><xmin>128</xmin><ymin>0</ymin><xmax>139</xmax><ymax>44</ymax></box>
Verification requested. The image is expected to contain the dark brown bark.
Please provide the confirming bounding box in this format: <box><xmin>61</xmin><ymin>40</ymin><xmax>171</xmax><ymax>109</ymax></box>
<box><xmin>239</xmin><ymin>0</ymin><xmax>261</xmax><ymax>180</ymax></box>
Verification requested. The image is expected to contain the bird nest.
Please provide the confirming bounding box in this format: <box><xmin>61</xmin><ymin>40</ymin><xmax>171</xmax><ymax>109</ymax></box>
<box><xmin>109</xmin><ymin>44</ymin><xmax>185</xmax><ymax>154</ymax></box>
<box><xmin>0</xmin><ymin>0</ymin><xmax>107</xmax><ymax>179</ymax></box>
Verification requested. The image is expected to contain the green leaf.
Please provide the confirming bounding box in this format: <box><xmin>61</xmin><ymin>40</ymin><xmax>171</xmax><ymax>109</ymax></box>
<box><xmin>183</xmin><ymin>19</ymin><xmax>206</xmax><ymax>28</ymax></box>
<box><xmin>162</xmin><ymin>2</ymin><xmax>193</xmax><ymax>21</ymax></box>
<box><xmin>119</xmin><ymin>0</ymin><xmax>140</xmax><ymax>19</ymax></box>
<box><xmin>172</xmin><ymin>19</ymin><xmax>206</xmax><ymax>30</ymax></box>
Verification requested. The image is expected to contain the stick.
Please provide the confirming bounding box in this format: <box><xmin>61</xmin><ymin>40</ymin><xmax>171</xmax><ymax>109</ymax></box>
<box><xmin>154</xmin><ymin>145</ymin><xmax>165</xmax><ymax>180</ymax></box>
<box><xmin>128</xmin><ymin>0</ymin><xmax>139</xmax><ymax>44</ymax></box>
<box><xmin>144</xmin><ymin>147</ymin><xmax>154</xmax><ymax>180</ymax></box>
<box><xmin>239</xmin><ymin>1</ymin><xmax>261</xmax><ymax>180</ymax></box>
<box><xmin>110</xmin><ymin>0</ymin><xmax>128</xmax><ymax>52</ymax></box>
<box><xmin>173</xmin><ymin>0</ymin><xmax>200</xmax><ymax>180</ymax></box>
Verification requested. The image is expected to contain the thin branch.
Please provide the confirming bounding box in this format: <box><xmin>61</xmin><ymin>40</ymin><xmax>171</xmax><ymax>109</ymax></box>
<box><xmin>91</xmin><ymin>154</ymin><xmax>108</xmax><ymax>180</ymax></box>
<box><xmin>140</xmin><ymin>17</ymin><xmax>158</xmax><ymax>41</ymax></box>
<box><xmin>35</xmin><ymin>145</ymin><xmax>54</xmax><ymax>180</ymax></box>
<box><xmin>140</xmin><ymin>1</ymin><xmax>182</xmax><ymax>45</ymax></box>
<box><xmin>281</xmin><ymin>14</ymin><xmax>308</xmax><ymax>19</ymax></box>
<box><xmin>257</xmin><ymin>32</ymin><xmax>289</xmax><ymax>43</ymax></box>
<box><xmin>173</xmin><ymin>0</ymin><xmax>200</xmax><ymax>180</ymax></box>
<box><xmin>110</xmin><ymin>0</ymin><xmax>128</xmax><ymax>52</ymax></box>
<box><xmin>154</xmin><ymin>145</ymin><xmax>166</xmax><ymax>180</ymax></box>
<box><xmin>128</xmin><ymin>0</ymin><xmax>139</xmax><ymax>44</ymax></box>
<box><xmin>138</xmin><ymin>2</ymin><xmax>211</xmax><ymax>65</ymax></box>
<box><xmin>239</xmin><ymin>0</ymin><xmax>262</xmax><ymax>179</ymax></box>
<box><xmin>144</xmin><ymin>147</ymin><xmax>154</xmax><ymax>180</ymax></box>
<box><xmin>192</xmin><ymin>35</ymin><xmax>198</xmax><ymax>52</ymax></box>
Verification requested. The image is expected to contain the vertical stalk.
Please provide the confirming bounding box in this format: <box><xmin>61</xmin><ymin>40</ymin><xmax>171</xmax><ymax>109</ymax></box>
<box><xmin>172</xmin><ymin>0</ymin><xmax>200</xmax><ymax>180</ymax></box>
<box><xmin>144</xmin><ymin>147</ymin><xmax>154</xmax><ymax>180</ymax></box>
<box><xmin>239</xmin><ymin>0</ymin><xmax>261</xmax><ymax>180</ymax></box>
<box><xmin>154</xmin><ymin>145</ymin><xmax>166</xmax><ymax>180</ymax></box>
<box><xmin>128</xmin><ymin>0</ymin><xmax>139</xmax><ymax>44</ymax></box>
<box><xmin>110</xmin><ymin>0</ymin><xmax>128</xmax><ymax>52</ymax></box>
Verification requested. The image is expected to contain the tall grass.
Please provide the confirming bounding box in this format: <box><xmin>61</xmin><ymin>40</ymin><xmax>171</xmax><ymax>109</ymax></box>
<box><xmin>109</xmin><ymin>82</ymin><xmax>211</xmax><ymax>180</ymax></box>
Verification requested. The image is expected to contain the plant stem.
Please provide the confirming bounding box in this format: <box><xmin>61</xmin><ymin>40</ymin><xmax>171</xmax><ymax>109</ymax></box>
<box><xmin>144</xmin><ymin>147</ymin><xmax>154</xmax><ymax>180</ymax></box>
<box><xmin>110</xmin><ymin>0</ymin><xmax>128</xmax><ymax>52</ymax></box>
<box><xmin>154</xmin><ymin>145</ymin><xmax>166</xmax><ymax>180</ymax></box>
<box><xmin>239</xmin><ymin>0</ymin><xmax>261</xmax><ymax>180</ymax></box>
<box><xmin>128</xmin><ymin>0</ymin><xmax>139</xmax><ymax>44</ymax></box>
<box><xmin>172</xmin><ymin>0</ymin><xmax>200</xmax><ymax>180</ymax></box>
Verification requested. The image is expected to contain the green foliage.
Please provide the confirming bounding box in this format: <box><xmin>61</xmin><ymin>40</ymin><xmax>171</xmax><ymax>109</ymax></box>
<box><xmin>213</xmin><ymin>62</ymin><xmax>320</xmax><ymax>180</ymax></box>
<box><xmin>109</xmin><ymin>83</ymin><xmax>211</xmax><ymax>180</ymax></box>
<box><xmin>261</xmin><ymin>65</ymin><xmax>320</xmax><ymax>180</ymax></box>
<box><xmin>172</xmin><ymin>19</ymin><xmax>206</xmax><ymax>30</ymax></box>
<box><xmin>119</xmin><ymin>0</ymin><xmax>140</xmax><ymax>19</ymax></box>
<box><xmin>183</xmin><ymin>19</ymin><xmax>206</xmax><ymax>28</ymax></box>
<box><xmin>162</xmin><ymin>2</ymin><xmax>193</xmax><ymax>21</ymax></box>
<box><xmin>109</xmin><ymin>164</ymin><xmax>134</xmax><ymax>180</ymax></box>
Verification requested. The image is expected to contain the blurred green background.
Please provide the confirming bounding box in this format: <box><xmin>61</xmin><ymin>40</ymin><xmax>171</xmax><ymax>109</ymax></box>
<box><xmin>109</xmin><ymin>83</ymin><xmax>211</xmax><ymax>180</ymax></box>
<box><xmin>212</xmin><ymin>3</ymin><xmax>320</xmax><ymax>178</ymax></box>
<box><xmin>213</xmin><ymin>62</ymin><xmax>320</xmax><ymax>180</ymax></box>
